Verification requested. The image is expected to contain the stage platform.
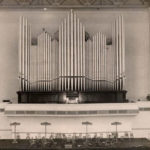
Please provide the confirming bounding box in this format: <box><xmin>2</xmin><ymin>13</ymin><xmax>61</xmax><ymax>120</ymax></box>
<box><xmin>0</xmin><ymin>101</ymin><xmax>150</xmax><ymax>139</ymax></box>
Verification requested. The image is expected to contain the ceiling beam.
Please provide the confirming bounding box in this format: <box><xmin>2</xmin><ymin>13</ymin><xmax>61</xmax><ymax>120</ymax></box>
<box><xmin>0</xmin><ymin>0</ymin><xmax>148</xmax><ymax>9</ymax></box>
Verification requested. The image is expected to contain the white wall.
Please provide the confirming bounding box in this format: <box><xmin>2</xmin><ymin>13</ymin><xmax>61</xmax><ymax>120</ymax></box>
<box><xmin>0</xmin><ymin>114</ymin><xmax>11</xmax><ymax>139</ymax></box>
<box><xmin>132</xmin><ymin>111</ymin><xmax>150</xmax><ymax>138</ymax></box>
<box><xmin>0</xmin><ymin>8</ymin><xmax>149</xmax><ymax>102</ymax></box>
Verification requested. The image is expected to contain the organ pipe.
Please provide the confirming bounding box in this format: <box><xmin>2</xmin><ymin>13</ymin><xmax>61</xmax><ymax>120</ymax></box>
<box><xmin>111</xmin><ymin>15</ymin><xmax>125</xmax><ymax>91</ymax></box>
<box><xmin>63</xmin><ymin>19</ymin><xmax>66</xmax><ymax>91</ymax></box>
<box><xmin>67</xmin><ymin>14</ymin><xmax>69</xmax><ymax>91</ymax></box>
<box><xmin>59</xmin><ymin>25</ymin><xmax>61</xmax><ymax>91</ymax></box>
<box><xmin>122</xmin><ymin>15</ymin><xmax>125</xmax><ymax>90</ymax></box>
<box><xmin>77</xmin><ymin>18</ymin><xmax>80</xmax><ymax>91</ymax></box>
<box><xmin>19</xmin><ymin>16</ymin><xmax>22</xmax><ymax>91</ymax></box>
<box><xmin>74</xmin><ymin>14</ymin><xmax>77</xmax><ymax>91</ymax></box>
<box><xmin>61</xmin><ymin>22</ymin><xmax>64</xmax><ymax>91</ymax></box>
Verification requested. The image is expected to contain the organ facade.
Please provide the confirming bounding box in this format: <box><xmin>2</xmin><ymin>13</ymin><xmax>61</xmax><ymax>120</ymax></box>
<box><xmin>18</xmin><ymin>10</ymin><xmax>126</xmax><ymax>103</ymax></box>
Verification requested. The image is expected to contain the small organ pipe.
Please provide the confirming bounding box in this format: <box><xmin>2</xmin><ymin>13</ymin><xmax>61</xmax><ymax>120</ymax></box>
<box><xmin>88</xmin><ymin>40</ymin><xmax>91</xmax><ymax>90</ymax></box>
<box><xmin>95</xmin><ymin>35</ymin><xmax>97</xmax><ymax>90</ymax></box>
<box><xmin>92</xmin><ymin>36</ymin><xmax>94</xmax><ymax>90</ymax></box>
<box><xmin>39</xmin><ymin>34</ymin><xmax>42</xmax><ymax>91</ymax></box>
<box><xmin>27</xmin><ymin>24</ymin><xmax>30</xmax><ymax>91</ymax></box>
<box><xmin>59</xmin><ymin>26</ymin><xmax>61</xmax><ymax>91</ymax></box>
<box><xmin>71</xmin><ymin>10</ymin><xmax>73</xmax><ymax>91</ymax></box>
<box><xmin>39</xmin><ymin>33</ymin><xmax>42</xmax><ymax>91</ymax></box>
<box><xmin>114</xmin><ymin>21</ymin><xmax>117</xmax><ymax>91</ymax></box>
<box><xmin>112</xmin><ymin>22</ymin><xmax>115</xmax><ymax>90</ymax></box>
<box><xmin>93</xmin><ymin>36</ymin><xmax>95</xmax><ymax>90</ymax></box>
<box><xmin>79</xmin><ymin>23</ymin><xmax>83</xmax><ymax>91</ymax></box>
<box><xmin>99</xmin><ymin>33</ymin><xmax>102</xmax><ymax>90</ymax></box>
<box><xmin>103</xmin><ymin>35</ymin><xmax>105</xmax><ymax>89</ymax></box>
<box><xmin>64</xmin><ymin>19</ymin><xmax>67</xmax><ymax>91</ymax></box>
<box><xmin>22</xmin><ymin>17</ymin><xmax>25</xmax><ymax>91</ymax></box>
<box><xmin>94</xmin><ymin>36</ymin><xmax>96</xmax><ymax>90</ymax></box>
<box><xmin>116</xmin><ymin>19</ymin><xmax>119</xmax><ymax>91</ymax></box>
<box><xmin>101</xmin><ymin>33</ymin><xmax>103</xmax><ymax>89</ymax></box>
<box><xmin>54</xmin><ymin>40</ymin><xmax>57</xmax><ymax>90</ymax></box>
<box><xmin>122</xmin><ymin>15</ymin><xmax>125</xmax><ymax>90</ymax></box>
<box><xmin>51</xmin><ymin>39</ymin><xmax>54</xmax><ymax>90</ymax></box>
<box><xmin>104</xmin><ymin>35</ymin><xmax>106</xmax><ymax>89</ymax></box>
<box><xmin>96</xmin><ymin>33</ymin><xmax>99</xmax><ymax>91</ymax></box>
<box><xmin>85</xmin><ymin>41</ymin><xmax>88</xmax><ymax>90</ymax></box>
<box><xmin>49</xmin><ymin>36</ymin><xmax>52</xmax><ymax>91</ymax></box>
<box><xmin>83</xmin><ymin>26</ymin><xmax>85</xmax><ymax>91</ymax></box>
<box><xmin>46</xmin><ymin>33</ymin><xmax>48</xmax><ymax>91</ymax></box>
<box><xmin>47</xmin><ymin>35</ymin><xmax>49</xmax><ymax>91</ymax></box>
<box><xmin>47</xmin><ymin>33</ymin><xmax>49</xmax><ymax>91</ymax></box>
<box><xmin>24</xmin><ymin>18</ymin><xmax>27</xmax><ymax>91</ymax></box>
<box><xmin>61</xmin><ymin>23</ymin><xmax>64</xmax><ymax>91</ymax></box>
<box><xmin>67</xmin><ymin>14</ymin><xmax>70</xmax><ymax>91</ymax></box>
<box><xmin>43</xmin><ymin>32</ymin><xmax>46</xmax><ymax>91</ymax></box>
<box><xmin>104</xmin><ymin>35</ymin><xmax>107</xmax><ymax>89</ymax></box>
<box><xmin>95</xmin><ymin>34</ymin><xmax>97</xmax><ymax>91</ymax></box>
<box><xmin>118</xmin><ymin>16</ymin><xmax>122</xmax><ymax>90</ymax></box>
<box><xmin>74</xmin><ymin>14</ymin><xmax>77</xmax><ymax>91</ymax></box>
<box><xmin>45</xmin><ymin>33</ymin><xmax>48</xmax><ymax>91</ymax></box>
<box><xmin>22</xmin><ymin>17</ymin><xmax>24</xmax><ymax>91</ymax></box>
<box><xmin>98</xmin><ymin>33</ymin><xmax>101</xmax><ymax>90</ymax></box>
<box><xmin>98</xmin><ymin>34</ymin><xmax>100</xmax><ymax>90</ymax></box>
<box><xmin>37</xmin><ymin>35</ymin><xmax>39</xmax><ymax>90</ymax></box>
<box><xmin>19</xmin><ymin>17</ymin><xmax>22</xmax><ymax>91</ymax></box>
<box><xmin>41</xmin><ymin>33</ymin><xmax>43</xmax><ymax>91</ymax></box>
<box><xmin>85</xmin><ymin>41</ymin><xmax>87</xmax><ymax>89</ymax></box>
<box><xmin>77</xmin><ymin>18</ymin><xmax>80</xmax><ymax>91</ymax></box>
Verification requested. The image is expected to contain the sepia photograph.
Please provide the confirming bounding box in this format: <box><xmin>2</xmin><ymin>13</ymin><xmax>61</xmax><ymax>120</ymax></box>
<box><xmin>0</xmin><ymin>0</ymin><xmax>150</xmax><ymax>149</ymax></box>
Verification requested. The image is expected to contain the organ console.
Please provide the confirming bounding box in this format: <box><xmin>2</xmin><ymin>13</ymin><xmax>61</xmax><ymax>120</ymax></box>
<box><xmin>17</xmin><ymin>10</ymin><xmax>127</xmax><ymax>103</ymax></box>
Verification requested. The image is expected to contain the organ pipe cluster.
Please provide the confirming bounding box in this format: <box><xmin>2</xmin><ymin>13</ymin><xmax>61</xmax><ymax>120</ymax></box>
<box><xmin>30</xmin><ymin>30</ymin><xmax>59</xmax><ymax>91</ymax></box>
<box><xmin>59</xmin><ymin>10</ymin><xmax>85</xmax><ymax>91</ymax></box>
<box><xmin>112</xmin><ymin>16</ymin><xmax>125</xmax><ymax>91</ymax></box>
<box><xmin>85</xmin><ymin>33</ymin><xmax>107</xmax><ymax>91</ymax></box>
<box><xmin>18</xmin><ymin>11</ymin><xmax>125</xmax><ymax>92</ymax></box>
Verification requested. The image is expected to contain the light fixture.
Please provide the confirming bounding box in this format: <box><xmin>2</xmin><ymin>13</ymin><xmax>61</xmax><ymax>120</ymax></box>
<box><xmin>43</xmin><ymin>8</ymin><xmax>47</xmax><ymax>11</ymax></box>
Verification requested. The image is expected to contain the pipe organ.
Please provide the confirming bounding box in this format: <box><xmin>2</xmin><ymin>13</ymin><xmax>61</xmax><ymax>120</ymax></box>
<box><xmin>18</xmin><ymin>10</ymin><xmax>126</xmax><ymax>103</ymax></box>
